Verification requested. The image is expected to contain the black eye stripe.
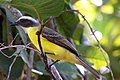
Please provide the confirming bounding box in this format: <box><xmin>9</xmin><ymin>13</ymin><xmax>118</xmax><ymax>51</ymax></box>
<box><xmin>20</xmin><ymin>19</ymin><xmax>32</xmax><ymax>23</ymax></box>
<box><xmin>16</xmin><ymin>19</ymin><xmax>39</xmax><ymax>27</ymax></box>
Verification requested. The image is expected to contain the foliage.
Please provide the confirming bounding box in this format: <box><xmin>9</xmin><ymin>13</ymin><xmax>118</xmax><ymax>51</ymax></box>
<box><xmin>0</xmin><ymin>0</ymin><xmax>119</xmax><ymax>80</ymax></box>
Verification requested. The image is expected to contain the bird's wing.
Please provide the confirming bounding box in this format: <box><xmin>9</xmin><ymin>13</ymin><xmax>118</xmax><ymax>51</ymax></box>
<box><xmin>41</xmin><ymin>27</ymin><xmax>79</xmax><ymax>56</ymax></box>
<box><xmin>42</xmin><ymin>27</ymin><xmax>103</xmax><ymax>79</ymax></box>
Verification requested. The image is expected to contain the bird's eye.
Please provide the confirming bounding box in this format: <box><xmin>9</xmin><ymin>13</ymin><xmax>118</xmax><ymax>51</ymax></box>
<box><xmin>16</xmin><ymin>16</ymin><xmax>39</xmax><ymax>27</ymax></box>
<box><xmin>16</xmin><ymin>19</ymin><xmax>33</xmax><ymax>27</ymax></box>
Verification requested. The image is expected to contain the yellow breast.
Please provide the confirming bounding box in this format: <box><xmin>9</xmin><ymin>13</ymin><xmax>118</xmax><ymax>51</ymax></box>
<box><xmin>26</xmin><ymin>27</ymin><xmax>79</xmax><ymax>64</ymax></box>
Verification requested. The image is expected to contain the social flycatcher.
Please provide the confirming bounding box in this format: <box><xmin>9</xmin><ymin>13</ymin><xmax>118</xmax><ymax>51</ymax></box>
<box><xmin>15</xmin><ymin>16</ymin><xmax>103</xmax><ymax>79</ymax></box>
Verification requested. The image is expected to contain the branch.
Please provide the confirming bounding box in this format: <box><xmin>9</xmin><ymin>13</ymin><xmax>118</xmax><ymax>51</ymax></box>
<box><xmin>0</xmin><ymin>45</ymin><xmax>41</xmax><ymax>58</ymax></box>
<box><xmin>6</xmin><ymin>53</ymin><xmax>19</xmax><ymax>80</ymax></box>
<box><xmin>48</xmin><ymin>17</ymin><xmax>57</xmax><ymax>31</ymax></box>
<box><xmin>26</xmin><ymin>49</ymin><xmax>34</xmax><ymax>80</ymax></box>
<box><xmin>66</xmin><ymin>9</ymin><xmax>114</xmax><ymax>80</ymax></box>
<box><xmin>36</xmin><ymin>20</ymin><xmax>63</xmax><ymax>80</ymax></box>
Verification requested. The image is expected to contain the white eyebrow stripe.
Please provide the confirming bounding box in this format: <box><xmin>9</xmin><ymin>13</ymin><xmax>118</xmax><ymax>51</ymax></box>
<box><xmin>16</xmin><ymin>16</ymin><xmax>39</xmax><ymax>24</ymax></box>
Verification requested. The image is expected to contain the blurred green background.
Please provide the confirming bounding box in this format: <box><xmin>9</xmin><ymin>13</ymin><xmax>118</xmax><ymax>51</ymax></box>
<box><xmin>73</xmin><ymin>0</ymin><xmax>120</xmax><ymax>80</ymax></box>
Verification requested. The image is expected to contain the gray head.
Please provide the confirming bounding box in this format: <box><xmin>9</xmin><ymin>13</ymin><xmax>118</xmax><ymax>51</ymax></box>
<box><xmin>15</xmin><ymin>16</ymin><xmax>39</xmax><ymax>27</ymax></box>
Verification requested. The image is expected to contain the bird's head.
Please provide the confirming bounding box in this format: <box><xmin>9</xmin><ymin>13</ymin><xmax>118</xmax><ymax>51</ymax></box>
<box><xmin>10</xmin><ymin>16</ymin><xmax>40</xmax><ymax>33</ymax></box>
<box><xmin>15</xmin><ymin>16</ymin><xmax>39</xmax><ymax>27</ymax></box>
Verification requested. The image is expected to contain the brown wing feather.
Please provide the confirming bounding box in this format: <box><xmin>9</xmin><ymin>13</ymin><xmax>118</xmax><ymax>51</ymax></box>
<box><xmin>42</xmin><ymin>27</ymin><xmax>102</xmax><ymax>79</ymax></box>
<box><xmin>41</xmin><ymin>27</ymin><xmax>79</xmax><ymax>56</ymax></box>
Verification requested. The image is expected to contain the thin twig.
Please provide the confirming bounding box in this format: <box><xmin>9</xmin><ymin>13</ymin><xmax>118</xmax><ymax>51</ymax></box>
<box><xmin>36</xmin><ymin>17</ymin><xmax>63</xmax><ymax>80</ymax></box>
<box><xmin>26</xmin><ymin>50</ymin><xmax>34</xmax><ymax>80</ymax></box>
<box><xmin>0</xmin><ymin>45</ymin><xmax>40</xmax><ymax>57</ymax></box>
<box><xmin>48</xmin><ymin>17</ymin><xmax>57</xmax><ymax>31</ymax></box>
<box><xmin>31</xmin><ymin>69</ymin><xmax>43</xmax><ymax>75</ymax></box>
<box><xmin>9</xmin><ymin>33</ymin><xmax>19</xmax><ymax>45</ymax></box>
<box><xmin>0</xmin><ymin>50</ymin><xmax>14</xmax><ymax>58</ymax></box>
<box><xmin>0</xmin><ymin>43</ymin><xmax>4</xmax><ymax>47</ymax></box>
<box><xmin>66</xmin><ymin>9</ymin><xmax>114</xmax><ymax>80</ymax></box>
<box><xmin>36</xmin><ymin>26</ymin><xmax>56</xmax><ymax>79</ymax></box>
<box><xmin>29</xmin><ymin>49</ymin><xmax>34</xmax><ymax>68</ymax></box>
<box><xmin>43</xmin><ymin>16</ymin><xmax>53</xmax><ymax>26</ymax></box>
<box><xmin>26</xmin><ymin>42</ymin><xmax>31</xmax><ymax>47</ymax></box>
<box><xmin>6</xmin><ymin>53</ymin><xmax>19</xmax><ymax>80</ymax></box>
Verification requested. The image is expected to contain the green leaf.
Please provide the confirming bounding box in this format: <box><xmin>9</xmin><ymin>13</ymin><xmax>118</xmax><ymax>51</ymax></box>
<box><xmin>35</xmin><ymin>61</ymin><xmax>80</xmax><ymax>80</ymax></box>
<box><xmin>10</xmin><ymin>0</ymin><xmax>65</xmax><ymax>20</ymax></box>
<box><xmin>73</xmin><ymin>24</ymin><xmax>84</xmax><ymax>45</ymax></box>
<box><xmin>14</xmin><ymin>47</ymin><xmax>32</xmax><ymax>68</ymax></box>
<box><xmin>55</xmin><ymin>62</ymin><xmax>80</xmax><ymax>80</ymax></box>
<box><xmin>3</xmin><ymin>4</ymin><xmax>23</xmax><ymax>22</ymax></box>
<box><xmin>0</xmin><ymin>49</ymin><xmax>24</xmax><ymax>79</ymax></box>
<box><xmin>0</xmin><ymin>0</ymin><xmax>10</xmax><ymax>3</ymax></box>
<box><xmin>16</xmin><ymin>26</ymin><xmax>29</xmax><ymax>45</ymax></box>
<box><xmin>19</xmin><ymin>49</ymin><xmax>32</xmax><ymax>68</ymax></box>
<box><xmin>0</xmin><ymin>8</ymin><xmax>8</xmax><ymax>44</ymax></box>
<box><xmin>35</xmin><ymin>61</ymin><xmax>48</xmax><ymax>75</ymax></box>
<box><xmin>64</xmin><ymin>0</ymin><xmax>70</xmax><ymax>4</ymax></box>
<box><xmin>56</xmin><ymin>11</ymin><xmax>79</xmax><ymax>38</ymax></box>
<box><xmin>0</xmin><ymin>50</ymin><xmax>14</xmax><ymax>74</ymax></box>
<box><xmin>10</xmin><ymin>57</ymin><xmax>24</xmax><ymax>79</ymax></box>
<box><xmin>56</xmin><ymin>62</ymin><xmax>79</xmax><ymax>75</ymax></box>
<box><xmin>76</xmin><ymin>45</ymin><xmax>109</xmax><ymax>70</ymax></box>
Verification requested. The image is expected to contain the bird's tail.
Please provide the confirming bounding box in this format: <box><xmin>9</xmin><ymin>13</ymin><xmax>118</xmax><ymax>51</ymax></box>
<box><xmin>76</xmin><ymin>56</ymin><xmax>104</xmax><ymax>80</ymax></box>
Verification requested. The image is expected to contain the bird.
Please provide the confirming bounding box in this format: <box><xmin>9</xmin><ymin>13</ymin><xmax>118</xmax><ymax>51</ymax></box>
<box><xmin>15</xmin><ymin>16</ymin><xmax>103</xmax><ymax>79</ymax></box>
